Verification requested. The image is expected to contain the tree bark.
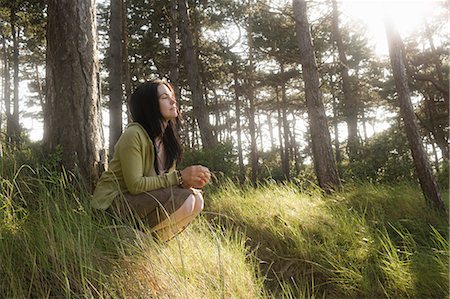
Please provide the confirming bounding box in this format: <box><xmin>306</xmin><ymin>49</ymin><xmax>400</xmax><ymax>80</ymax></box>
<box><xmin>267</xmin><ymin>112</ymin><xmax>274</xmax><ymax>150</ymax></box>
<box><xmin>10</xmin><ymin>6</ymin><xmax>20</xmax><ymax>145</ymax></box>
<box><xmin>293</xmin><ymin>0</ymin><xmax>341</xmax><ymax>192</ymax></box>
<box><xmin>331</xmin><ymin>0</ymin><xmax>359</xmax><ymax>162</ymax></box>
<box><xmin>0</xmin><ymin>37</ymin><xmax>3</xmax><ymax>135</ymax></box>
<box><xmin>178</xmin><ymin>0</ymin><xmax>216</xmax><ymax>149</ymax></box>
<box><xmin>3</xmin><ymin>37</ymin><xmax>13</xmax><ymax>146</ymax></box>
<box><xmin>34</xmin><ymin>64</ymin><xmax>45</xmax><ymax>109</ymax></box>
<box><xmin>232</xmin><ymin>59</ymin><xmax>245</xmax><ymax>176</ymax></box>
<box><xmin>276</xmin><ymin>86</ymin><xmax>286</xmax><ymax>175</ymax></box>
<box><xmin>291</xmin><ymin>116</ymin><xmax>300</xmax><ymax>175</ymax></box>
<box><xmin>45</xmin><ymin>0</ymin><xmax>103</xmax><ymax>188</ymax></box>
<box><xmin>109</xmin><ymin>0</ymin><xmax>124</xmax><ymax>156</ymax></box>
<box><xmin>247</xmin><ymin>14</ymin><xmax>258</xmax><ymax>184</ymax></box>
<box><xmin>280</xmin><ymin>63</ymin><xmax>290</xmax><ymax>178</ymax></box>
<box><xmin>169</xmin><ymin>0</ymin><xmax>180</xmax><ymax>97</ymax></box>
<box><xmin>122</xmin><ymin>0</ymin><xmax>131</xmax><ymax>122</ymax></box>
<box><xmin>330</xmin><ymin>73</ymin><xmax>341</xmax><ymax>165</ymax></box>
<box><xmin>385</xmin><ymin>20</ymin><xmax>446</xmax><ymax>212</ymax></box>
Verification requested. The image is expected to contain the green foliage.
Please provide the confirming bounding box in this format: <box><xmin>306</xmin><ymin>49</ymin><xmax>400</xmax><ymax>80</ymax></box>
<box><xmin>343</xmin><ymin>126</ymin><xmax>416</xmax><ymax>183</ymax></box>
<box><xmin>258</xmin><ymin>149</ymin><xmax>285</xmax><ymax>180</ymax></box>
<box><xmin>1</xmin><ymin>145</ymin><xmax>448</xmax><ymax>298</ymax></box>
<box><xmin>437</xmin><ymin>160</ymin><xmax>449</xmax><ymax>190</ymax></box>
<box><xmin>208</xmin><ymin>180</ymin><xmax>449</xmax><ymax>298</ymax></box>
<box><xmin>180</xmin><ymin>142</ymin><xmax>238</xmax><ymax>179</ymax></box>
<box><xmin>0</xmin><ymin>142</ymin><xmax>63</xmax><ymax>179</ymax></box>
<box><xmin>0</xmin><ymin>152</ymin><xmax>264</xmax><ymax>298</ymax></box>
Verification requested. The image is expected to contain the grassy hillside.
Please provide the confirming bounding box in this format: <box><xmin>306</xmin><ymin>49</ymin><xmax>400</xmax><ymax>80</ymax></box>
<box><xmin>0</xmin><ymin>163</ymin><xmax>448</xmax><ymax>298</ymax></box>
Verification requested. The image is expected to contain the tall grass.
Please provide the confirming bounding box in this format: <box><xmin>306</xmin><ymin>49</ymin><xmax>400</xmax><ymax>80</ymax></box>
<box><xmin>207</xmin><ymin>179</ymin><xmax>449</xmax><ymax>298</ymax></box>
<box><xmin>1</xmin><ymin>149</ymin><xmax>448</xmax><ymax>298</ymax></box>
<box><xmin>0</xmin><ymin>162</ymin><xmax>264</xmax><ymax>298</ymax></box>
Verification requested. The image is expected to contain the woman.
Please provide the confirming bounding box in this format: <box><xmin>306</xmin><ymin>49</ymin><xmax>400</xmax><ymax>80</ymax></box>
<box><xmin>92</xmin><ymin>79</ymin><xmax>211</xmax><ymax>241</ymax></box>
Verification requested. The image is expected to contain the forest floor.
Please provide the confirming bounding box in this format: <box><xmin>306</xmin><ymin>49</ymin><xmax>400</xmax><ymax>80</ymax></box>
<box><xmin>0</xmin><ymin>163</ymin><xmax>448</xmax><ymax>298</ymax></box>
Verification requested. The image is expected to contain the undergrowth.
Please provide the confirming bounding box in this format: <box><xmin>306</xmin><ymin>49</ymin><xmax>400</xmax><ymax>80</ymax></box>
<box><xmin>0</xmin><ymin>150</ymin><xmax>448</xmax><ymax>298</ymax></box>
<box><xmin>207</xmin><ymin>179</ymin><xmax>449</xmax><ymax>298</ymax></box>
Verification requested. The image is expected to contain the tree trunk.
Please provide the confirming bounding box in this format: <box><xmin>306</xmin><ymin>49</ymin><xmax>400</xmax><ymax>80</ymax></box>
<box><xmin>3</xmin><ymin>38</ymin><xmax>13</xmax><ymax>146</ymax></box>
<box><xmin>385</xmin><ymin>20</ymin><xmax>446</xmax><ymax>212</ymax></box>
<box><xmin>45</xmin><ymin>0</ymin><xmax>102</xmax><ymax>188</ymax></box>
<box><xmin>178</xmin><ymin>0</ymin><xmax>216</xmax><ymax>149</ymax></box>
<box><xmin>247</xmin><ymin>15</ymin><xmax>258</xmax><ymax>184</ymax></box>
<box><xmin>122</xmin><ymin>0</ymin><xmax>131</xmax><ymax>122</ymax></box>
<box><xmin>10</xmin><ymin>7</ymin><xmax>20</xmax><ymax>146</ymax></box>
<box><xmin>331</xmin><ymin>0</ymin><xmax>359</xmax><ymax>162</ymax></box>
<box><xmin>34</xmin><ymin>64</ymin><xmax>45</xmax><ymax>109</ymax></box>
<box><xmin>291</xmin><ymin>117</ymin><xmax>300</xmax><ymax>175</ymax></box>
<box><xmin>109</xmin><ymin>0</ymin><xmax>124</xmax><ymax>156</ymax></box>
<box><xmin>232</xmin><ymin>60</ymin><xmax>245</xmax><ymax>176</ymax></box>
<box><xmin>276</xmin><ymin>86</ymin><xmax>286</xmax><ymax>176</ymax></box>
<box><xmin>257</xmin><ymin>112</ymin><xmax>263</xmax><ymax>151</ymax></box>
<box><xmin>280</xmin><ymin>63</ymin><xmax>290</xmax><ymax>178</ymax></box>
<box><xmin>293</xmin><ymin>0</ymin><xmax>341</xmax><ymax>192</ymax></box>
<box><xmin>169</xmin><ymin>0</ymin><xmax>180</xmax><ymax>97</ymax></box>
<box><xmin>330</xmin><ymin>74</ymin><xmax>342</xmax><ymax>165</ymax></box>
<box><xmin>0</xmin><ymin>38</ymin><xmax>3</xmax><ymax>134</ymax></box>
<box><xmin>267</xmin><ymin>112</ymin><xmax>274</xmax><ymax>150</ymax></box>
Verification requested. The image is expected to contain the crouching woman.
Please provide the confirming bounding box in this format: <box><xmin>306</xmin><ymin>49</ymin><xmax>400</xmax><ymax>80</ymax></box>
<box><xmin>92</xmin><ymin>79</ymin><xmax>211</xmax><ymax>241</ymax></box>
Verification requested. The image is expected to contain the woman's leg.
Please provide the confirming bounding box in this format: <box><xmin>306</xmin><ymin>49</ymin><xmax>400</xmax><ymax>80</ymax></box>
<box><xmin>151</xmin><ymin>191</ymin><xmax>204</xmax><ymax>241</ymax></box>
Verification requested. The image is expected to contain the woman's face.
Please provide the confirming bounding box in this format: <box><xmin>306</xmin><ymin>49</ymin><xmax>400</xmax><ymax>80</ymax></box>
<box><xmin>157</xmin><ymin>84</ymin><xmax>178</xmax><ymax>121</ymax></box>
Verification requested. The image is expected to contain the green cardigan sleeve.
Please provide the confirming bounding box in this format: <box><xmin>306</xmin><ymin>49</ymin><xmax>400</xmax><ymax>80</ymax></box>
<box><xmin>118</xmin><ymin>125</ymin><xmax>179</xmax><ymax>195</ymax></box>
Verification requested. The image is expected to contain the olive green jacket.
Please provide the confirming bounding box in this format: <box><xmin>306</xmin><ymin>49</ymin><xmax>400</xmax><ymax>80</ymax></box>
<box><xmin>91</xmin><ymin>122</ymin><xmax>180</xmax><ymax>210</ymax></box>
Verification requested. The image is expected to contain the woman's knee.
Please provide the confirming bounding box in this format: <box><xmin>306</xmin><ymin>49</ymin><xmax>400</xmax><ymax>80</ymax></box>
<box><xmin>172</xmin><ymin>192</ymin><xmax>204</xmax><ymax>220</ymax></box>
<box><xmin>177</xmin><ymin>192</ymin><xmax>203</xmax><ymax>216</ymax></box>
<box><xmin>192</xmin><ymin>192</ymin><xmax>204</xmax><ymax>213</ymax></box>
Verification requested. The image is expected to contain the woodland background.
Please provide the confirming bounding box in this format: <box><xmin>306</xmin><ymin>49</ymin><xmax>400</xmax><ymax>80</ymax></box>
<box><xmin>0</xmin><ymin>0</ymin><xmax>448</xmax><ymax>193</ymax></box>
<box><xmin>0</xmin><ymin>0</ymin><xmax>448</xmax><ymax>298</ymax></box>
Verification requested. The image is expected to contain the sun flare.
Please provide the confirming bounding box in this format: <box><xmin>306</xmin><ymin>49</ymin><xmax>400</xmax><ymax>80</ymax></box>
<box><xmin>341</xmin><ymin>0</ymin><xmax>446</xmax><ymax>55</ymax></box>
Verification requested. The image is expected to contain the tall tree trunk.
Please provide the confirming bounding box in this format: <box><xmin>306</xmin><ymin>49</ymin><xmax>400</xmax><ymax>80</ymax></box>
<box><xmin>361</xmin><ymin>108</ymin><xmax>368</xmax><ymax>142</ymax></box>
<box><xmin>232</xmin><ymin>60</ymin><xmax>245</xmax><ymax>176</ymax></box>
<box><xmin>178</xmin><ymin>0</ymin><xmax>216</xmax><ymax>149</ymax></box>
<box><xmin>385</xmin><ymin>20</ymin><xmax>446</xmax><ymax>212</ymax></box>
<box><xmin>267</xmin><ymin>112</ymin><xmax>274</xmax><ymax>150</ymax></box>
<box><xmin>276</xmin><ymin>86</ymin><xmax>286</xmax><ymax>175</ymax></box>
<box><xmin>34</xmin><ymin>64</ymin><xmax>45</xmax><ymax>109</ymax></box>
<box><xmin>293</xmin><ymin>0</ymin><xmax>341</xmax><ymax>192</ymax></box>
<box><xmin>330</xmin><ymin>74</ymin><xmax>341</xmax><ymax>165</ymax></box>
<box><xmin>247</xmin><ymin>14</ymin><xmax>258</xmax><ymax>184</ymax></box>
<box><xmin>331</xmin><ymin>0</ymin><xmax>359</xmax><ymax>162</ymax></box>
<box><xmin>0</xmin><ymin>38</ymin><xmax>3</xmax><ymax>135</ymax></box>
<box><xmin>11</xmin><ymin>8</ymin><xmax>20</xmax><ymax>145</ymax></box>
<box><xmin>291</xmin><ymin>117</ymin><xmax>300</xmax><ymax>175</ymax></box>
<box><xmin>45</xmin><ymin>0</ymin><xmax>102</xmax><ymax>188</ymax></box>
<box><xmin>109</xmin><ymin>0</ymin><xmax>124</xmax><ymax>156</ymax></box>
<box><xmin>169</xmin><ymin>0</ymin><xmax>180</xmax><ymax>97</ymax></box>
<box><xmin>257</xmin><ymin>112</ymin><xmax>263</xmax><ymax>151</ymax></box>
<box><xmin>122</xmin><ymin>0</ymin><xmax>131</xmax><ymax>122</ymax></box>
<box><xmin>3</xmin><ymin>39</ymin><xmax>13</xmax><ymax>145</ymax></box>
<box><xmin>280</xmin><ymin>63</ymin><xmax>290</xmax><ymax>178</ymax></box>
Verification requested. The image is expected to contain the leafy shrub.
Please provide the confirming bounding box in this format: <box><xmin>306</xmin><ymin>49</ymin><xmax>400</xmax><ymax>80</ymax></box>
<box><xmin>258</xmin><ymin>149</ymin><xmax>285</xmax><ymax>180</ymax></box>
<box><xmin>343</xmin><ymin>127</ymin><xmax>416</xmax><ymax>183</ymax></box>
<box><xmin>180</xmin><ymin>142</ymin><xmax>238</xmax><ymax>179</ymax></box>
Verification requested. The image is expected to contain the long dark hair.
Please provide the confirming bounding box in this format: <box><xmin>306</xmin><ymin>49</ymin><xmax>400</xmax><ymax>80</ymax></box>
<box><xmin>130</xmin><ymin>79</ymin><xmax>183</xmax><ymax>173</ymax></box>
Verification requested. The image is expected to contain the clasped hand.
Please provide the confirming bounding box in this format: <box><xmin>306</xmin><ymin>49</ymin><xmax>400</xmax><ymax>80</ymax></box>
<box><xmin>180</xmin><ymin>165</ymin><xmax>211</xmax><ymax>188</ymax></box>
